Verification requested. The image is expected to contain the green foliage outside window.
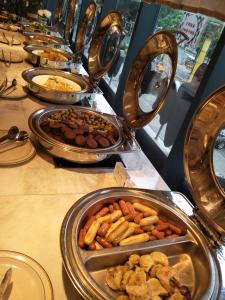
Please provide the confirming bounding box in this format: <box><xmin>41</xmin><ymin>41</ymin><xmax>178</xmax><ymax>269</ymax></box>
<box><xmin>156</xmin><ymin>6</ymin><xmax>183</xmax><ymax>30</ymax></box>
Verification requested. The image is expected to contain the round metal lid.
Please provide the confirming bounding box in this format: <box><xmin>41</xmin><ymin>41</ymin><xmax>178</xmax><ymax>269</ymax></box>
<box><xmin>64</xmin><ymin>0</ymin><xmax>77</xmax><ymax>41</ymax></box>
<box><xmin>74</xmin><ymin>2</ymin><xmax>97</xmax><ymax>54</ymax></box>
<box><xmin>55</xmin><ymin>0</ymin><xmax>64</xmax><ymax>22</ymax></box>
<box><xmin>123</xmin><ymin>30</ymin><xmax>177</xmax><ymax>129</ymax></box>
<box><xmin>184</xmin><ymin>85</ymin><xmax>225</xmax><ymax>236</ymax></box>
<box><xmin>87</xmin><ymin>11</ymin><xmax>123</xmax><ymax>81</ymax></box>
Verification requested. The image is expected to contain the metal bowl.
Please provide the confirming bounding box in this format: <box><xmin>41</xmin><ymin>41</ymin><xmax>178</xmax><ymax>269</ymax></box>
<box><xmin>28</xmin><ymin>106</ymin><xmax>124</xmax><ymax>164</ymax></box>
<box><xmin>24</xmin><ymin>33</ymin><xmax>66</xmax><ymax>46</ymax></box>
<box><xmin>22</xmin><ymin>68</ymin><xmax>93</xmax><ymax>104</ymax></box>
<box><xmin>24</xmin><ymin>45</ymin><xmax>74</xmax><ymax>69</ymax></box>
<box><xmin>60</xmin><ymin>187</ymin><xmax>220</xmax><ymax>300</ymax></box>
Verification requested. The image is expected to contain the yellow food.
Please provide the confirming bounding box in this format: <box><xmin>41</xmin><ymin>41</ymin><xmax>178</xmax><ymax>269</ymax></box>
<box><xmin>98</xmin><ymin>210</ymin><xmax>122</xmax><ymax>224</ymax></box>
<box><xmin>139</xmin><ymin>216</ymin><xmax>159</xmax><ymax>227</ymax></box>
<box><xmin>107</xmin><ymin>221</ymin><xmax>129</xmax><ymax>243</ymax></box>
<box><xmin>113</xmin><ymin>226</ymin><xmax>135</xmax><ymax>244</ymax></box>
<box><xmin>133</xmin><ymin>203</ymin><xmax>158</xmax><ymax>216</ymax></box>
<box><xmin>150</xmin><ymin>252</ymin><xmax>169</xmax><ymax>267</ymax></box>
<box><xmin>106</xmin><ymin>251</ymin><xmax>192</xmax><ymax>300</ymax></box>
<box><xmin>35</xmin><ymin>50</ymin><xmax>68</xmax><ymax>61</ymax></box>
<box><xmin>105</xmin><ymin>216</ymin><xmax>127</xmax><ymax>239</ymax></box>
<box><xmin>95</xmin><ymin>241</ymin><xmax>103</xmax><ymax>250</ymax></box>
<box><xmin>42</xmin><ymin>76</ymin><xmax>81</xmax><ymax>92</ymax></box>
<box><xmin>119</xmin><ymin>233</ymin><xmax>149</xmax><ymax>246</ymax></box>
<box><xmin>84</xmin><ymin>220</ymin><xmax>101</xmax><ymax>245</ymax></box>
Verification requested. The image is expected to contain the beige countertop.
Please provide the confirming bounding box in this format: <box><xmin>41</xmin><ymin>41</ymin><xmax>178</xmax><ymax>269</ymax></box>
<box><xmin>0</xmin><ymin>30</ymin><xmax>169</xmax><ymax>300</ymax></box>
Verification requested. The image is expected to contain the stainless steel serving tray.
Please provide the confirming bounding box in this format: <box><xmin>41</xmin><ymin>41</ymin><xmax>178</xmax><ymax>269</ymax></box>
<box><xmin>22</xmin><ymin>68</ymin><xmax>94</xmax><ymax>104</ymax></box>
<box><xmin>24</xmin><ymin>33</ymin><xmax>66</xmax><ymax>46</ymax></box>
<box><xmin>28</xmin><ymin>106</ymin><xmax>140</xmax><ymax>164</ymax></box>
<box><xmin>24</xmin><ymin>45</ymin><xmax>74</xmax><ymax>69</ymax></box>
<box><xmin>60</xmin><ymin>187</ymin><xmax>220</xmax><ymax>300</ymax></box>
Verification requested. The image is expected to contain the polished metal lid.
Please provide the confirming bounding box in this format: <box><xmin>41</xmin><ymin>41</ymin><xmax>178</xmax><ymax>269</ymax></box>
<box><xmin>123</xmin><ymin>30</ymin><xmax>177</xmax><ymax>129</ymax></box>
<box><xmin>64</xmin><ymin>0</ymin><xmax>77</xmax><ymax>41</ymax></box>
<box><xmin>74</xmin><ymin>2</ymin><xmax>97</xmax><ymax>55</ymax></box>
<box><xmin>88</xmin><ymin>11</ymin><xmax>123</xmax><ymax>81</ymax></box>
<box><xmin>184</xmin><ymin>85</ymin><xmax>225</xmax><ymax>236</ymax></box>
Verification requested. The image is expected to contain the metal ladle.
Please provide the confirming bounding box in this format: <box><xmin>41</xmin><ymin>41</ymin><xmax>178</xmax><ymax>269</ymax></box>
<box><xmin>16</xmin><ymin>130</ymin><xmax>29</xmax><ymax>141</ymax></box>
<box><xmin>0</xmin><ymin>126</ymin><xmax>19</xmax><ymax>143</ymax></box>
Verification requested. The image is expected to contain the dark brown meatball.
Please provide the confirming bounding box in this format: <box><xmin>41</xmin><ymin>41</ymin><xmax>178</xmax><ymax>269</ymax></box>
<box><xmin>75</xmin><ymin>135</ymin><xmax>86</xmax><ymax>147</ymax></box>
<box><xmin>86</xmin><ymin>135</ymin><xmax>98</xmax><ymax>149</ymax></box>
<box><xmin>106</xmin><ymin>134</ymin><xmax>117</xmax><ymax>145</ymax></box>
<box><xmin>63</xmin><ymin>128</ymin><xmax>76</xmax><ymax>144</ymax></box>
<box><xmin>95</xmin><ymin>135</ymin><xmax>110</xmax><ymax>148</ymax></box>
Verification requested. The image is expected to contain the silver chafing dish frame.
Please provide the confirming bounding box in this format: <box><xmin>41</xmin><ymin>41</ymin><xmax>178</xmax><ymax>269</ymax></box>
<box><xmin>24</xmin><ymin>45</ymin><xmax>75</xmax><ymax>69</ymax></box>
<box><xmin>22</xmin><ymin>68</ymin><xmax>98</xmax><ymax>105</ymax></box>
<box><xmin>28</xmin><ymin>106</ymin><xmax>141</xmax><ymax>164</ymax></box>
<box><xmin>23</xmin><ymin>32</ymin><xmax>67</xmax><ymax>47</ymax></box>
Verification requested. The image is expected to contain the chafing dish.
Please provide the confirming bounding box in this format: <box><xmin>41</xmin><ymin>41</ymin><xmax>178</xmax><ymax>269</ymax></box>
<box><xmin>60</xmin><ymin>187</ymin><xmax>220</xmax><ymax>300</ymax></box>
<box><xmin>86</xmin><ymin>11</ymin><xmax>124</xmax><ymax>81</ymax></box>
<box><xmin>23</xmin><ymin>11</ymin><xmax>124</xmax><ymax>104</ymax></box>
<box><xmin>24</xmin><ymin>45</ymin><xmax>74</xmax><ymax>69</ymax></box>
<box><xmin>24</xmin><ymin>33</ymin><xmax>66</xmax><ymax>46</ymax></box>
<box><xmin>22</xmin><ymin>68</ymin><xmax>94</xmax><ymax>104</ymax></box>
<box><xmin>28</xmin><ymin>106</ymin><xmax>140</xmax><ymax>164</ymax></box>
<box><xmin>28</xmin><ymin>30</ymin><xmax>177</xmax><ymax>163</ymax></box>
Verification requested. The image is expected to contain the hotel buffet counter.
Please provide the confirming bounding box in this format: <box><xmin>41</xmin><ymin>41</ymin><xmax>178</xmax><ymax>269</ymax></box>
<box><xmin>0</xmin><ymin>38</ymin><xmax>169</xmax><ymax>299</ymax></box>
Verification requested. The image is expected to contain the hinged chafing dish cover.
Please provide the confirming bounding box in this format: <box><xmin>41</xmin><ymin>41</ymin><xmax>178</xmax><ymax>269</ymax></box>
<box><xmin>123</xmin><ymin>30</ymin><xmax>177</xmax><ymax>129</ymax></box>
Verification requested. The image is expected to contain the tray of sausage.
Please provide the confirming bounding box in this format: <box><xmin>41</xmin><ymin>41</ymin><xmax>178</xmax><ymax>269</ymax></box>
<box><xmin>78</xmin><ymin>199</ymin><xmax>184</xmax><ymax>250</ymax></box>
<box><xmin>60</xmin><ymin>188</ymin><xmax>219</xmax><ymax>300</ymax></box>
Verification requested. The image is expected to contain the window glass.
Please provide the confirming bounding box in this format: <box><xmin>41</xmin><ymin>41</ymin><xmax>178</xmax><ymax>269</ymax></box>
<box><xmin>83</xmin><ymin>1</ymin><xmax>103</xmax><ymax>57</ymax></box>
<box><xmin>143</xmin><ymin>5</ymin><xmax>224</xmax><ymax>156</ymax></box>
<box><xmin>71</xmin><ymin>0</ymin><xmax>83</xmax><ymax>43</ymax></box>
<box><xmin>103</xmin><ymin>0</ymin><xmax>141</xmax><ymax>92</ymax></box>
<box><xmin>61</xmin><ymin>0</ymin><xmax>70</xmax><ymax>23</ymax></box>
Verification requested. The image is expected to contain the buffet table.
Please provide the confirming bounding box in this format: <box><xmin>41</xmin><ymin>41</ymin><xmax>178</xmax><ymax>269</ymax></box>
<box><xmin>0</xmin><ymin>30</ymin><xmax>169</xmax><ymax>300</ymax></box>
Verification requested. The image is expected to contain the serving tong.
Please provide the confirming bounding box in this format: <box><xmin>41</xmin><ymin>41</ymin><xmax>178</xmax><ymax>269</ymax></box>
<box><xmin>1</xmin><ymin>49</ymin><xmax>11</xmax><ymax>67</ymax></box>
<box><xmin>0</xmin><ymin>78</ymin><xmax>17</xmax><ymax>96</ymax></box>
<box><xmin>1</xmin><ymin>32</ymin><xmax>13</xmax><ymax>45</ymax></box>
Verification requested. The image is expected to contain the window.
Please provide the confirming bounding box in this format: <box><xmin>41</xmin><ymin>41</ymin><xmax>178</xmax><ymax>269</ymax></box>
<box><xmin>103</xmin><ymin>0</ymin><xmax>141</xmax><ymax>93</ymax></box>
<box><xmin>83</xmin><ymin>2</ymin><xmax>103</xmax><ymax>58</ymax></box>
<box><xmin>61</xmin><ymin>0</ymin><xmax>70</xmax><ymax>23</ymax></box>
<box><xmin>70</xmin><ymin>0</ymin><xmax>82</xmax><ymax>43</ymax></box>
<box><xmin>143</xmin><ymin>5</ymin><xmax>224</xmax><ymax>156</ymax></box>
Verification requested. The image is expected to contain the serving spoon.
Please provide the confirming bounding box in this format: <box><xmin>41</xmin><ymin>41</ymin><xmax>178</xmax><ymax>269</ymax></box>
<box><xmin>0</xmin><ymin>126</ymin><xmax>19</xmax><ymax>143</ymax></box>
<box><xmin>0</xmin><ymin>78</ymin><xmax>17</xmax><ymax>96</ymax></box>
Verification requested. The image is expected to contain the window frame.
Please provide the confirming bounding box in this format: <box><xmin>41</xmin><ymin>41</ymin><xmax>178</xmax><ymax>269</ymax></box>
<box><xmin>78</xmin><ymin>0</ymin><xmax>225</xmax><ymax>195</ymax></box>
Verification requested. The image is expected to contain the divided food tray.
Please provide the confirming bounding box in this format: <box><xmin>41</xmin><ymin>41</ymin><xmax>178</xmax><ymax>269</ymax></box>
<box><xmin>60</xmin><ymin>188</ymin><xmax>220</xmax><ymax>300</ymax></box>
